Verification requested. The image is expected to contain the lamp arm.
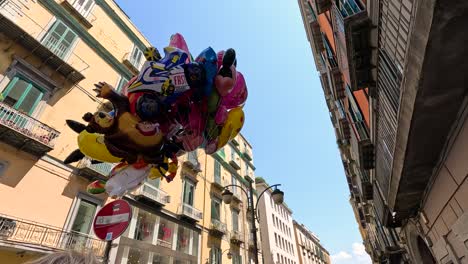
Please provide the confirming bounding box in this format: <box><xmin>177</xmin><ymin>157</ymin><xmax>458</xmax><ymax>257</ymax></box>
<box><xmin>254</xmin><ymin>184</ymin><xmax>282</xmax><ymax>220</ymax></box>
<box><xmin>223</xmin><ymin>184</ymin><xmax>250</xmax><ymax>199</ymax></box>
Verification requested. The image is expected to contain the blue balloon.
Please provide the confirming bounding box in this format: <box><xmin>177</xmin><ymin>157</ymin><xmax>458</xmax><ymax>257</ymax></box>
<box><xmin>196</xmin><ymin>47</ymin><xmax>217</xmax><ymax>96</ymax></box>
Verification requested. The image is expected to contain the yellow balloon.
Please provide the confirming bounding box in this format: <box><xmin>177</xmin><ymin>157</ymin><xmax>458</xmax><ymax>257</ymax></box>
<box><xmin>148</xmin><ymin>167</ymin><xmax>164</xmax><ymax>180</ymax></box>
<box><xmin>217</xmin><ymin>107</ymin><xmax>245</xmax><ymax>149</ymax></box>
<box><xmin>78</xmin><ymin>131</ymin><xmax>121</xmax><ymax>163</ymax></box>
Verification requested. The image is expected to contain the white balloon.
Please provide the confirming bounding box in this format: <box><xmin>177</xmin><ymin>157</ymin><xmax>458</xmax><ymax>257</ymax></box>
<box><xmin>105</xmin><ymin>165</ymin><xmax>150</xmax><ymax>197</ymax></box>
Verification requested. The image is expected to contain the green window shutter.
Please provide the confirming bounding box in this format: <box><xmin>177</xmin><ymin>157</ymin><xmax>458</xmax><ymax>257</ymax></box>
<box><xmin>1</xmin><ymin>76</ymin><xmax>44</xmax><ymax>115</ymax></box>
<box><xmin>115</xmin><ymin>76</ymin><xmax>129</xmax><ymax>93</ymax></box>
<box><xmin>217</xmin><ymin>148</ymin><xmax>225</xmax><ymax>159</ymax></box>
<box><xmin>41</xmin><ymin>20</ymin><xmax>78</xmax><ymax>59</ymax></box>
<box><xmin>214</xmin><ymin>160</ymin><xmax>221</xmax><ymax>184</ymax></box>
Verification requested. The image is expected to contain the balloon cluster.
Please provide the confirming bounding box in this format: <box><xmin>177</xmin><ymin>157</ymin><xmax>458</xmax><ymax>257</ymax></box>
<box><xmin>64</xmin><ymin>33</ymin><xmax>247</xmax><ymax>197</ymax></box>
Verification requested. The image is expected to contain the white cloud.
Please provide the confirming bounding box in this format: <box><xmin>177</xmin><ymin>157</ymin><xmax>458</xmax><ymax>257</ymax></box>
<box><xmin>331</xmin><ymin>242</ymin><xmax>372</xmax><ymax>264</ymax></box>
<box><xmin>331</xmin><ymin>251</ymin><xmax>352</xmax><ymax>261</ymax></box>
<box><xmin>352</xmin><ymin>242</ymin><xmax>367</xmax><ymax>256</ymax></box>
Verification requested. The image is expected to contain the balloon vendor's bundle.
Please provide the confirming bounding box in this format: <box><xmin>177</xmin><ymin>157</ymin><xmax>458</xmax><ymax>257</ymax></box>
<box><xmin>64</xmin><ymin>33</ymin><xmax>248</xmax><ymax>197</ymax></box>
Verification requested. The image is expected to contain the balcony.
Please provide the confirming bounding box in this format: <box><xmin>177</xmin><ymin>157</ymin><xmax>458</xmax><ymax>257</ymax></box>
<box><xmin>122</xmin><ymin>52</ymin><xmax>143</xmax><ymax>75</ymax></box>
<box><xmin>229</xmin><ymin>156</ymin><xmax>241</xmax><ymax>170</ymax></box>
<box><xmin>339</xmin><ymin>118</ymin><xmax>351</xmax><ymax>140</ymax></box>
<box><xmin>343</xmin><ymin>10</ymin><xmax>374</xmax><ymax>91</ymax></box>
<box><xmin>60</xmin><ymin>0</ymin><xmax>95</xmax><ymax>29</ymax></box>
<box><xmin>0</xmin><ymin>102</ymin><xmax>60</xmax><ymax>156</ymax></box>
<box><xmin>331</xmin><ymin>69</ymin><xmax>345</xmax><ymax>99</ymax></box>
<box><xmin>230</xmin><ymin>230</ymin><xmax>244</xmax><ymax>245</ymax></box>
<box><xmin>242</xmin><ymin>149</ymin><xmax>253</xmax><ymax>162</ymax></box>
<box><xmin>0</xmin><ymin>11</ymin><xmax>88</xmax><ymax>83</ymax></box>
<box><xmin>209</xmin><ymin>219</ymin><xmax>227</xmax><ymax>237</ymax></box>
<box><xmin>231</xmin><ymin>137</ymin><xmax>239</xmax><ymax>146</ymax></box>
<box><xmin>183</xmin><ymin>152</ymin><xmax>202</xmax><ymax>173</ymax></box>
<box><xmin>178</xmin><ymin>203</ymin><xmax>203</xmax><ymax>222</ymax></box>
<box><xmin>0</xmin><ymin>215</ymin><xmax>105</xmax><ymax>257</ymax></box>
<box><xmin>232</xmin><ymin>190</ymin><xmax>242</xmax><ymax>203</ymax></box>
<box><xmin>133</xmin><ymin>183</ymin><xmax>170</xmax><ymax>207</ymax></box>
<box><xmin>358</xmin><ymin>139</ymin><xmax>375</xmax><ymax>170</ymax></box>
<box><xmin>315</xmin><ymin>0</ymin><xmax>332</xmax><ymax>14</ymax></box>
<box><xmin>75</xmin><ymin>158</ymin><xmax>114</xmax><ymax>181</ymax></box>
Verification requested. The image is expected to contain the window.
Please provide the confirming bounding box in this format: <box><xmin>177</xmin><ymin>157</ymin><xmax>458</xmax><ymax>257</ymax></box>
<box><xmin>157</xmin><ymin>218</ymin><xmax>174</xmax><ymax>248</ymax></box>
<box><xmin>41</xmin><ymin>20</ymin><xmax>78</xmax><ymax>59</ymax></box>
<box><xmin>182</xmin><ymin>179</ymin><xmax>195</xmax><ymax>206</ymax></box>
<box><xmin>232</xmin><ymin>253</ymin><xmax>242</xmax><ymax>264</ymax></box>
<box><xmin>188</xmin><ymin>151</ymin><xmax>198</xmax><ymax>164</ymax></box>
<box><xmin>232</xmin><ymin>209</ymin><xmax>239</xmax><ymax>231</ymax></box>
<box><xmin>245</xmin><ymin>160</ymin><xmax>249</xmax><ymax>175</ymax></box>
<box><xmin>217</xmin><ymin>148</ymin><xmax>225</xmax><ymax>159</ymax></box>
<box><xmin>211</xmin><ymin>198</ymin><xmax>221</xmax><ymax>221</ymax></box>
<box><xmin>230</xmin><ymin>145</ymin><xmax>236</xmax><ymax>161</ymax></box>
<box><xmin>70</xmin><ymin>199</ymin><xmax>97</xmax><ymax>234</ymax></box>
<box><xmin>277</xmin><ymin>254</ymin><xmax>280</xmax><ymax>263</ymax></box>
<box><xmin>214</xmin><ymin>160</ymin><xmax>221</xmax><ymax>184</ymax></box>
<box><xmin>275</xmin><ymin>233</ymin><xmax>278</xmax><ymax>246</ymax></box>
<box><xmin>177</xmin><ymin>225</ymin><xmax>191</xmax><ymax>254</ymax></box>
<box><xmin>1</xmin><ymin>76</ymin><xmax>44</xmax><ymax>115</ymax></box>
<box><xmin>115</xmin><ymin>76</ymin><xmax>129</xmax><ymax>93</ymax></box>
<box><xmin>71</xmin><ymin>0</ymin><xmax>95</xmax><ymax>17</ymax></box>
<box><xmin>231</xmin><ymin>174</ymin><xmax>237</xmax><ymax>195</ymax></box>
<box><xmin>210</xmin><ymin>247</ymin><xmax>222</xmax><ymax>264</ymax></box>
<box><xmin>134</xmin><ymin>209</ymin><xmax>156</xmax><ymax>242</ymax></box>
<box><xmin>146</xmin><ymin>176</ymin><xmax>160</xmax><ymax>189</ymax></box>
<box><xmin>129</xmin><ymin>45</ymin><xmax>144</xmax><ymax>69</ymax></box>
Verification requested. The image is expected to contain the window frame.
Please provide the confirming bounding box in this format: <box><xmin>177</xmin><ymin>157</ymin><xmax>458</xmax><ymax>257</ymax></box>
<box><xmin>64</xmin><ymin>192</ymin><xmax>103</xmax><ymax>233</ymax></box>
<box><xmin>72</xmin><ymin>0</ymin><xmax>95</xmax><ymax>18</ymax></box>
<box><xmin>41</xmin><ymin>19</ymin><xmax>78</xmax><ymax>60</ymax></box>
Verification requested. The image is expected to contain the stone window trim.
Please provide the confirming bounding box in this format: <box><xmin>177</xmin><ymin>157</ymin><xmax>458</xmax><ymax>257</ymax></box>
<box><xmin>3</xmin><ymin>56</ymin><xmax>59</xmax><ymax>99</ymax></box>
<box><xmin>181</xmin><ymin>171</ymin><xmax>198</xmax><ymax>184</ymax></box>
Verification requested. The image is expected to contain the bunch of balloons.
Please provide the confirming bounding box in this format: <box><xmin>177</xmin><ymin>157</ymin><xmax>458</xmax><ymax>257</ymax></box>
<box><xmin>64</xmin><ymin>33</ymin><xmax>247</xmax><ymax>197</ymax></box>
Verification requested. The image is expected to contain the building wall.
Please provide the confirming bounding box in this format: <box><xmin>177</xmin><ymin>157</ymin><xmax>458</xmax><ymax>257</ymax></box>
<box><xmin>257</xmin><ymin>181</ymin><xmax>299</xmax><ymax>264</ymax></box>
<box><xmin>404</xmin><ymin>112</ymin><xmax>468</xmax><ymax>264</ymax></box>
<box><xmin>293</xmin><ymin>221</ymin><xmax>330</xmax><ymax>264</ymax></box>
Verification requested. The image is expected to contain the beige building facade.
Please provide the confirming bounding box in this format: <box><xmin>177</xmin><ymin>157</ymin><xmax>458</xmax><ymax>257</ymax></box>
<box><xmin>0</xmin><ymin>0</ymin><xmax>259</xmax><ymax>263</ymax></box>
<box><xmin>292</xmin><ymin>221</ymin><xmax>330</xmax><ymax>264</ymax></box>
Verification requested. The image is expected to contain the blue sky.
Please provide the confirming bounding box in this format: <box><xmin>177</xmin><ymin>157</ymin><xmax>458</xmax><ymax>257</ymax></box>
<box><xmin>115</xmin><ymin>1</ymin><xmax>371</xmax><ymax>263</ymax></box>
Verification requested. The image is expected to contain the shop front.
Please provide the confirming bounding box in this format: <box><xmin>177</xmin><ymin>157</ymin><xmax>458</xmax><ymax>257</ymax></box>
<box><xmin>112</xmin><ymin>205</ymin><xmax>200</xmax><ymax>264</ymax></box>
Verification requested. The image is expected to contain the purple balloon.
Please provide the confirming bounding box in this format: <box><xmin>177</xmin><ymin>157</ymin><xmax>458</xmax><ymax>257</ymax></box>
<box><xmin>220</xmin><ymin>71</ymin><xmax>248</xmax><ymax>109</ymax></box>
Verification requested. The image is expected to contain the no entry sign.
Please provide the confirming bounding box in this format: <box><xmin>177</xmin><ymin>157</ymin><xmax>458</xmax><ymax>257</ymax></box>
<box><xmin>93</xmin><ymin>199</ymin><xmax>132</xmax><ymax>241</ymax></box>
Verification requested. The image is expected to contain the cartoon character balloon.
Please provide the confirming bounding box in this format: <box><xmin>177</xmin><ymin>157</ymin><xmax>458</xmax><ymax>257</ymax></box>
<box><xmin>65</xmin><ymin>33</ymin><xmax>249</xmax><ymax>197</ymax></box>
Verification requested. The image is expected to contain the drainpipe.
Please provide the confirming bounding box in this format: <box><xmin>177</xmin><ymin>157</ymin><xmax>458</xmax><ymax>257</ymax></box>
<box><xmin>199</xmin><ymin>152</ymin><xmax>208</xmax><ymax>264</ymax></box>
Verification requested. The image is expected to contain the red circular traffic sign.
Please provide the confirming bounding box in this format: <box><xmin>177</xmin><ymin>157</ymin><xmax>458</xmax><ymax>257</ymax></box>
<box><xmin>93</xmin><ymin>199</ymin><xmax>132</xmax><ymax>241</ymax></box>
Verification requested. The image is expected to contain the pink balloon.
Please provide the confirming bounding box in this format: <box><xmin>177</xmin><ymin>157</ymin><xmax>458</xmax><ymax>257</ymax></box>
<box><xmin>220</xmin><ymin>71</ymin><xmax>248</xmax><ymax>109</ymax></box>
<box><xmin>215</xmin><ymin>65</ymin><xmax>237</xmax><ymax>96</ymax></box>
<box><xmin>214</xmin><ymin>105</ymin><xmax>228</xmax><ymax>125</ymax></box>
<box><xmin>169</xmin><ymin>33</ymin><xmax>191</xmax><ymax>62</ymax></box>
<box><xmin>205</xmin><ymin>139</ymin><xmax>219</xmax><ymax>154</ymax></box>
<box><xmin>177</xmin><ymin>103</ymin><xmax>206</xmax><ymax>151</ymax></box>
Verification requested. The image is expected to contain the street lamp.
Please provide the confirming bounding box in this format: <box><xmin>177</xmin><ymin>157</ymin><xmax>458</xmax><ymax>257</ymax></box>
<box><xmin>222</xmin><ymin>178</ymin><xmax>283</xmax><ymax>264</ymax></box>
<box><xmin>204</xmin><ymin>249</ymin><xmax>232</xmax><ymax>264</ymax></box>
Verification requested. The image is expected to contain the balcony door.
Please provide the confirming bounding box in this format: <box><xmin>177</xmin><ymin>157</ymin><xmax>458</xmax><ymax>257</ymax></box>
<box><xmin>71</xmin><ymin>199</ymin><xmax>97</xmax><ymax>234</ymax></box>
<box><xmin>182</xmin><ymin>179</ymin><xmax>195</xmax><ymax>206</ymax></box>
<box><xmin>1</xmin><ymin>76</ymin><xmax>44</xmax><ymax>115</ymax></box>
<box><xmin>41</xmin><ymin>19</ymin><xmax>78</xmax><ymax>60</ymax></box>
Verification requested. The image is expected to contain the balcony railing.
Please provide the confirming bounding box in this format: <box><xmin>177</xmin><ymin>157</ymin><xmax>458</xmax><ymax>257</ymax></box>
<box><xmin>229</xmin><ymin>157</ymin><xmax>241</xmax><ymax>170</ymax></box>
<box><xmin>209</xmin><ymin>219</ymin><xmax>227</xmax><ymax>236</ymax></box>
<box><xmin>230</xmin><ymin>230</ymin><xmax>244</xmax><ymax>244</ymax></box>
<box><xmin>0</xmin><ymin>102</ymin><xmax>60</xmax><ymax>156</ymax></box>
<box><xmin>179</xmin><ymin>203</ymin><xmax>202</xmax><ymax>221</ymax></box>
<box><xmin>184</xmin><ymin>152</ymin><xmax>201</xmax><ymax>172</ymax></box>
<box><xmin>0</xmin><ymin>215</ymin><xmax>106</xmax><ymax>257</ymax></box>
<box><xmin>133</xmin><ymin>183</ymin><xmax>170</xmax><ymax>206</ymax></box>
<box><xmin>76</xmin><ymin>158</ymin><xmax>114</xmax><ymax>181</ymax></box>
<box><xmin>242</xmin><ymin>149</ymin><xmax>252</xmax><ymax>161</ymax></box>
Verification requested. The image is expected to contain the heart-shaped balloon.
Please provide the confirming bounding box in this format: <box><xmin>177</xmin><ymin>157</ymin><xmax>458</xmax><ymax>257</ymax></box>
<box><xmin>215</xmin><ymin>65</ymin><xmax>237</xmax><ymax>96</ymax></box>
<box><xmin>220</xmin><ymin>71</ymin><xmax>247</xmax><ymax>109</ymax></box>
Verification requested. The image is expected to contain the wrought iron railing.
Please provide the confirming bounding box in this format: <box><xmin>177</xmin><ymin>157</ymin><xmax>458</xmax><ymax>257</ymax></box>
<box><xmin>230</xmin><ymin>230</ymin><xmax>244</xmax><ymax>242</ymax></box>
<box><xmin>76</xmin><ymin>158</ymin><xmax>114</xmax><ymax>177</ymax></box>
<box><xmin>133</xmin><ymin>183</ymin><xmax>170</xmax><ymax>205</ymax></box>
<box><xmin>0</xmin><ymin>102</ymin><xmax>60</xmax><ymax>148</ymax></box>
<box><xmin>210</xmin><ymin>219</ymin><xmax>227</xmax><ymax>234</ymax></box>
<box><xmin>0</xmin><ymin>215</ymin><xmax>106</xmax><ymax>257</ymax></box>
<box><xmin>179</xmin><ymin>203</ymin><xmax>202</xmax><ymax>221</ymax></box>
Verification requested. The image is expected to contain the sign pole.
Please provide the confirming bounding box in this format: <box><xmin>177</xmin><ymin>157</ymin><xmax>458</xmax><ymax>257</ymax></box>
<box><xmin>102</xmin><ymin>240</ymin><xmax>112</xmax><ymax>264</ymax></box>
<box><xmin>93</xmin><ymin>199</ymin><xmax>132</xmax><ymax>264</ymax></box>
